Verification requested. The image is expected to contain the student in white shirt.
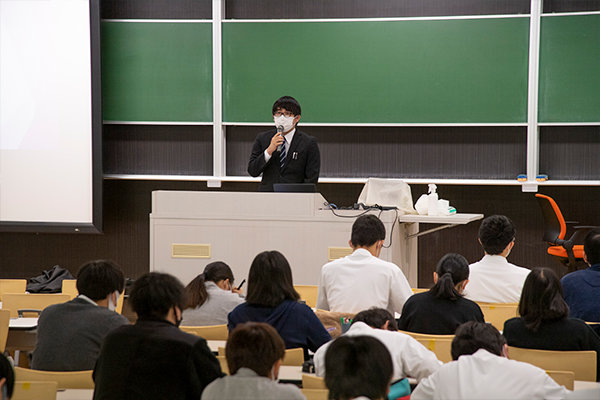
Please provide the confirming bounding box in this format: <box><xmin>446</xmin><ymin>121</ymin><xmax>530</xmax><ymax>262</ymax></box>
<box><xmin>314</xmin><ymin>308</ymin><xmax>441</xmax><ymax>383</ymax></box>
<box><xmin>465</xmin><ymin>215</ymin><xmax>530</xmax><ymax>303</ymax></box>
<box><xmin>411</xmin><ymin>321</ymin><xmax>569</xmax><ymax>400</ymax></box>
<box><xmin>316</xmin><ymin>214</ymin><xmax>413</xmax><ymax>314</ymax></box>
<box><xmin>325</xmin><ymin>335</ymin><xmax>394</xmax><ymax>400</ymax></box>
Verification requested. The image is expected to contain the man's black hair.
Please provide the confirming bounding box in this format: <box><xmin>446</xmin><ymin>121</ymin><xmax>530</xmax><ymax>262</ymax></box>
<box><xmin>0</xmin><ymin>352</ymin><xmax>14</xmax><ymax>398</ymax></box>
<box><xmin>272</xmin><ymin>96</ymin><xmax>301</xmax><ymax>116</ymax></box>
<box><xmin>478</xmin><ymin>215</ymin><xmax>516</xmax><ymax>255</ymax></box>
<box><xmin>325</xmin><ymin>335</ymin><xmax>393</xmax><ymax>400</ymax></box>
<box><xmin>350</xmin><ymin>215</ymin><xmax>386</xmax><ymax>248</ymax></box>
<box><xmin>584</xmin><ymin>228</ymin><xmax>600</xmax><ymax>265</ymax></box>
<box><xmin>76</xmin><ymin>260</ymin><xmax>125</xmax><ymax>301</ymax></box>
<box><xmin>352</xmin><ymin>308</ymin><xmax>398</xmax><ymax>331</ymax></box>
<box><xmin>451</xmin><ymin>321</ymin><xmax>506</xmax><ymax>360</ymax></box>
<box><xmin>129</xmin><ymin>272</ymin><xmax>186</xmax><ymax>320</ymax></box>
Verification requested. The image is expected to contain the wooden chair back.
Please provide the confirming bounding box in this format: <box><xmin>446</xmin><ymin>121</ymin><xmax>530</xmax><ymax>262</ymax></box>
<box><xmin>3</xmin><ymin>293</ymin><xmax>70</xmax><ymax>318</ymax></box>
<box><xmin>218</xmin><ymin>346</ymin><xmax>303</xmax><ymax>366</ymax></box>
<box><xmin>180</xmin><ymin>324</ymin><xmax>228</xmax><ymax>340</ymax></box>
<box><xmin>545</xmin><ymin>370</ymin><xmax>575</xmax><ymax>390</ymax></box>
<box><xmin>0</xmin><ymin>279</ymin><xmax>27</xmax><ymax>301</ymax></box>
<box><xmin>301</xmin><ymin>388</ymin><xmax>329</xmax><ymax>400</ymax></box>
<box><xmin>294</xmin><ymin>285</ymin><xmax>318</xmax><ymax>308</ymax></box>
<box><xmin>12</xmin><ymin>381</ymin><xmax>58</xmax><ymax>400</ymax></box>
<box><xmin>507</xmin><ymin>346</ymin><xmax>597</xmax><ymax>382</ymax></box>
<box><xmin>411</xmin><ymin>288</ymin><xmax>429</xmax><ymax>294</ymax></box>
<box><xmin>302</xmin><ymin>374</ymin><xmax>326</xmax><ymax>389</ymax></box>
<box><xmin>399</xmin><ymin>330</ymin><xmax>454</xmax><ymax>363</ymax></box>
<box><xmin>14</xmin><ymin>367</ymin><xmax>94</xmax><ymax>389</ymax></box>
<box><xmin>0</xmin><ymin>309</ymin><xmax>9</xmax><ymax>353</ymax></box>
<box><xmin>476</xmin><ymin>302</ymin><xmax>519</xmax><ymax>330</ymax></box>
<box><xmin>216</xmin><ymin>355</ymin><xmax>229</xmax><ymax>374</ymax></box>
<box><xmin>60</xmin><ymin>280</ymin><xmax>78</xmax><ymax>299</ymax></box>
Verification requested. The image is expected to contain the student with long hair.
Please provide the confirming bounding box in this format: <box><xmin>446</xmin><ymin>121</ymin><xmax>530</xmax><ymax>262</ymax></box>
<box><xmin>503</xmin><ymin>268</ymin><xmax>600</xmax><ymax>381</ymax></box>
<box><xmin>181</xmin><ymin>261</ymin><xmax>244</xmax><ymax>326</ymax></box>
<box><xmin>228</xmin><ymin>251</ymin><xmax>330</xmax><ymax>353</ymax></box>
<box><xmin>398</xmin><ymin>253</ymin><xmax>484</xmax><ymax>334</ymax></box>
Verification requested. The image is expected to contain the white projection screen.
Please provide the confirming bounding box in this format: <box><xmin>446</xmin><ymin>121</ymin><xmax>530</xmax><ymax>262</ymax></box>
<box><xmin>0</xmin><ymin>0</ymin><xmax>102</xmax><ymax>232</ymax></box>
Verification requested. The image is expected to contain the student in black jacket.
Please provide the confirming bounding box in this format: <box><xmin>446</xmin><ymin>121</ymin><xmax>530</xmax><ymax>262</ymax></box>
<box><xmin>398</xmin><ymin>253</ymin><xmax>485</xmax><ymax>334</ymax></box>
<box><xmin>93</xmin><ymin>273</ymin><xmax>223</xmax><ymax>400</ymax></box>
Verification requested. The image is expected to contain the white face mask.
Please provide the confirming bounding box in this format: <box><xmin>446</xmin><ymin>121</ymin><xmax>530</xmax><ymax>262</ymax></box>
<box><xmin>108</xmin><ymin>290</ymin><xmax>119</xmax><ymax>312</ymax></box>
<box><xmin>273</xmin><ymin>115</ymin><xmax>294</xmax><ymax>133</ymax></box>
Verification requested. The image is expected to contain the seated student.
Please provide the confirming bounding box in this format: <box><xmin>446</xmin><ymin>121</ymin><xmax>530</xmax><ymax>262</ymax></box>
<box><xmin>561</xmin><ymin>229</ymin><xmax>600</xmax><ymax>325</ymax></box>
<box><xmin>314</xmin><ymin>308</ymin><xmax>441</xmax><ymax>384</ymax></box>
<box><xmin>228</xmin><ymin>251</ymin><xmax>330</xmax><ymax>354</ymax></box>
<box><xmin>503</xmin><ymin>267</ymin><xmax>600</xmax><ymax>381</ymax></box>
<box><xmin>0</xmin><ymin>353</ymin><xmax>15</xmax><ymax>400</ymax></box>
<box><xmin>465</xmin><ymin>215</ymin><xmax>530</xmax><ymax>303</ymax></box>
<box><xmin>181</xmin><ymin>261</ymin><xmax>245</xmax><ymax>326</ymax></box>
<box><xmin>325</xmin><ymin>335</ymin><xmax>394</xmax><ymax>400</ymax></box>
<box><xmin>398</xmin><ymin>254</ymin><xmax>484</xmax><ymax>334</ymax></box>
<box><xmin>201</xmin><ymin>322</ymin><xmax>305</xmax><ymax>400</ymax></box>
<box><xmin>317</xmin><ymin>214</ymin><xmax>413</xmax><ymax>315</ymax></box>
<box><xmin>93</xmin><ymin>272</ymin><xmax>223</xmax><ymax>400</ymax></box>
<box><xmin>411</xmin><ymin>321</ymin><xmax>569</xmax><ymax>399</ymax></box>
<box><xmin>32</xmin><ymin>260</ymin><xmax>129</xmax><ymax>371</ymax></box>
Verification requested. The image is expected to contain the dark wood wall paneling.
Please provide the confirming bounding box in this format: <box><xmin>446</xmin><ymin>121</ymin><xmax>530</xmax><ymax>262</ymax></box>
<box><xmin>101</xmin><ymin>0</ymin><xmax>211</xmax><ymax>19</ymax></box>
<box><xmin>544</xmin><ymin>0</ymin><xmax>600</xmax><ymax>12</ymax></box>
<box><xmin>226</xmin><ymin>0</ymin><xmax>530</xmax><ymax>18</ymax></box>
<box><xmin>103</xmin><ymin>125</ymin><xmax>213</xmax><ymax>175</ymax></box>
<box><xmin>539</xmin><ymin>126</ymin><xmax>600</xmax><ymax>180</ymax></box>
<box><xmin>227</xmin><ymin>126</ymin><xmax>527</xmax><ymax>179</ymax></box>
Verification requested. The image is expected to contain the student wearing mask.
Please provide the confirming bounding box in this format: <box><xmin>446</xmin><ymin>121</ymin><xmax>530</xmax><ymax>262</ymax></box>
<box><xmin>398</xmin><ymin>253</ymin><xmax>485</xmax><ymax>334</ymax></box>
<box><xmin>93</xmin><ymin>272</ymin><xmax>223</xmax><ymax>400</ymax></box>
<box><xmin>247</xmin><ymin>96</ymin><xmax>320</xmax><ymax>192</ymax></box>
<box><xmin>181</xmin><ymin>261</ymin><xmax>244</xmax><ymax>326</ymax></box>
<box><xmin>32</xmin><ymin>260</ymin><xmax>129</xmax><ymax>371</ymax></box>
<box><xmin>202</xmin><ymin>322</ymin><xmax>304</xmax><ymax>400</ymax></box>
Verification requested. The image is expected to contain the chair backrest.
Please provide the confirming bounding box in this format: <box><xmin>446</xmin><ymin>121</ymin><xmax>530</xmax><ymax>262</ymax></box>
<box><xmin>302</xmin><ymin>374</ymin><xmax>326</xmax><ymax>389</ymax></box>
<box><xmin>61</xmin><ymin>280</ymin><xmax>78</xmax><ymax>299</ymax></box>
<box><xmin>301</xmin><ymin>388</ymin><xmax>329</xmax><ymax>400</ymax></box>
<box><xmin>507</xmin><ymin>346</ymin><xmax>597</xmax><ymax>382</ymax></box>
<box><xmin>545</xmin><ymin>370</ymin><xmax>575</xmax><ymax>391</ymax></box>
<box><xmin>282</xmin><ymin>347</ymin><xmax>304</xmax><ymax>366</ymax></box>
<box><xmin>294</xmin><ymin>285</ymin><xmax>318</xmax><ymax>308</ymax></box>
<box><xmin>411</xmin><ymin>288</ymin><xmax>429</xmax><ymax>294</ymax></box>
<box><xmin>398</xmin><ymin>330</ymin><xmax>454</xmax><ymax>363</ymax></box>
<box><xmin>14</xmin><ymin>367</ymin><xmax>94</xmax><ymax>389</ymax></box>
<box><xmin>12</xmin><ymin>381</ymin><xmax>58</xmax><ymax>400</ymax></box>
<box><xmin>180</xmin><ymin>324</ymin><xmax>228</xmax><ymax>340</ymax></box>
<box><xmin>216</xmin><ymin>355</ymin><xmax>229</xmax><ymax>374</ymax></box>
<box><xmin>0</xmin><ymin>309</ymin><xmax>9</xmax><ymax>353</ymax></box>
<box><xmin>535</xmin><ymin>194</ymin><xmax>567</xmax><ymax>243</ymax></box>
<box><xmin>476</xmin><ymin>302</ymin><xmax>519</xmax><ymax>331</ymax></box>
<box><xmin>0</xmin><ymin>279</ymin><xmax>27</xmax><ymax>301</ymax></box>
<box><xmin>2</xmin><ymin>293</ymin><xmax>71</xmax><ymax>318</ymax></box>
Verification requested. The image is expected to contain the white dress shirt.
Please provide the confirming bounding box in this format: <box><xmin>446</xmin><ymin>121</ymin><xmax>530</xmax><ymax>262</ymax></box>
<box><xmin>313</xmin><ymin>322</ymin><xmax>441</xmax><ymax>382</ymax></box>
<box><xmin>316</xmin><ymin>248</ymin><xmax>413</xmax><ymax>314</ymax></box>
<box><xmin>464</xmin><ymin>255</ymin><xmax>530</xmax><ymax>303</ymax></box>
<box><xmin>411</xmin><ymin>349</ymin><xmax>569</xmax><ymax>400</ymax></box>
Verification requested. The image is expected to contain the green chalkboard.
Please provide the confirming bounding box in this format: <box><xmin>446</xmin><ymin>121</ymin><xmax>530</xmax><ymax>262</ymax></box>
<box><xmin>102</xmin><ymin>22</ymin><xmax>212</xmax><ymax>122</ymax></box>
<box><xmin>222</xmin><ymin>18</ymin><xmax>529</xmax><ymax>123</ymax></box>
<box><xmin>539</xmin><ymin>15</ymin><xmax>600</xmax><ymax>123</ymax></box>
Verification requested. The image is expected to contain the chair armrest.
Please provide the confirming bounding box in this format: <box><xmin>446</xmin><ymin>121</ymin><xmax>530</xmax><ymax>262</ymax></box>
<box><xmin>17</xmin><ymin>309</ymin><xmax>41</xmax><ymax>317</ymax></box>
<box><xmin>569</xmin><ymin>226</ymin><xmax>600</xmax><ymax>244</ymax></box>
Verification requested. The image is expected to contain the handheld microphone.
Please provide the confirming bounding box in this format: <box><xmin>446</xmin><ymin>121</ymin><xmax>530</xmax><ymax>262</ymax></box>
<box><xmin>276</xmin><ymin>125</ymin><xmax>284</xmax><ymax>152</ymax></box>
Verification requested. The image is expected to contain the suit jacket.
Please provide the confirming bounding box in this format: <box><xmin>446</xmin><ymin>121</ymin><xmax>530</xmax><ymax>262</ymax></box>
<box><xmin>93</xmin><ymin>318</ymin><xmax>223</xmax><ymax>400</ymax></box>
<box><xmin>247</xmin><ymin>129</ymin><xmax>320</xmax><ymax>192</ymax></box>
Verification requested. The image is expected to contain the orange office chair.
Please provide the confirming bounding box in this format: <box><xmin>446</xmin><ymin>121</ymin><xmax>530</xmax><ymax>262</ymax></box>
<box><xmin>535</xmin><ymin>194</ymin><xmax>596</xmax><ymax>272</ymax></box>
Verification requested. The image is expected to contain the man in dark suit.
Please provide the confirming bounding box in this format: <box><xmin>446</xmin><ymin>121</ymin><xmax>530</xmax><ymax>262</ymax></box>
<box><xmin>248</xmin><ymin>96</ymin><xmax>320</xmax><ymax>191</ymax></box>
<box><xmin>93</xmin><ymin>272</ymin><xmax>223</xmax><ymax>400</ymax></box>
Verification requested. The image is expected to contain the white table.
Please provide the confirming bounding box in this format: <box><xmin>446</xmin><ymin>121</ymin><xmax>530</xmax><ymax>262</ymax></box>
<box><xmin>9</xmin><ymin>317</ymin><xmax>38</xmax><ymax>330</ymax></box>
<box><xmin>57</xmin><ymin>389</ymin><xmax>93</xmax><ymax>400</ymax></box>
<box><xmin>207</xmin><ymin>340</ymin><xmax>226</xmax><ymax>353</ymax></box>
